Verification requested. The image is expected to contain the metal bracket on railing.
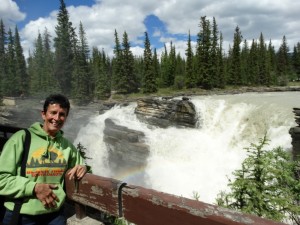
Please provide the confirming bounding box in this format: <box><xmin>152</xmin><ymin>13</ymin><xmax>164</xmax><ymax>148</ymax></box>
<box><xmin>117</xmin><ymin>182</ymin><xmax>127</xmax><ymax>217</ymax></box>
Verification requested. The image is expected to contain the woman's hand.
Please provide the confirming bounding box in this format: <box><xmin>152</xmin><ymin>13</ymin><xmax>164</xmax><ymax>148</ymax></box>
<box><xmin>67</xmin><ymin>165</ymin><xmax>87</xmax><ymax>180</ymax></box>
<box><xmin>34</xmin><ymin>183</ymin><xmax>59</xmax><ymax>208</ymax></box>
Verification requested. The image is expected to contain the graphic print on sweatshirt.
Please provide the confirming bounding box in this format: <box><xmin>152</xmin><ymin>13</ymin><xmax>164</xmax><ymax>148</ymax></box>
<box><xmin>26</xmin><ymin>146</ymin><xmax>67</xmax><ymax>177</ymax></box>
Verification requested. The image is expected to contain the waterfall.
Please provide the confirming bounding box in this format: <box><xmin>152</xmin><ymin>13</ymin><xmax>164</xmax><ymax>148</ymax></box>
<box><xmin>74</xmin><ymin>92</ymin><xmax>298</xmax><ymax>204</ymax></box>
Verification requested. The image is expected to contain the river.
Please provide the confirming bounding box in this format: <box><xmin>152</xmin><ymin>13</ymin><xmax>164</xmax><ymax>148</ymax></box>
<box><xmin>73</xmin><ymin>91</ymin><xmax>299</xmax><ymax>205</ymax></box>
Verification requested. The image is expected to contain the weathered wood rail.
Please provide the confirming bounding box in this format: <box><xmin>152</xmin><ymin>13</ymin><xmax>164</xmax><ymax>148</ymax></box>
<box><xmin>0</xmin><ymin>124</ymin><xmax>289</xmax><ymax>225</ymax></box>
<box><xmin>65</xmin><ymin>172</ymin><xmax>287</xmax><ymax>225</ymax></box>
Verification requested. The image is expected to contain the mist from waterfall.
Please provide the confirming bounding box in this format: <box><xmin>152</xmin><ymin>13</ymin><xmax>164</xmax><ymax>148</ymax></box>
<box><xmin>74</xmin><ymin>92</ymin><xmax>298</xmax><ymax>205</ymax></box>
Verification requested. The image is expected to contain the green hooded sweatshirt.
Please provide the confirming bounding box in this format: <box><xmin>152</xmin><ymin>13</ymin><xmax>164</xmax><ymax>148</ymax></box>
<box><xmin>0</xmin><ymin>122</ymin><xmax>86</xmax><ymax>215</ymax></box>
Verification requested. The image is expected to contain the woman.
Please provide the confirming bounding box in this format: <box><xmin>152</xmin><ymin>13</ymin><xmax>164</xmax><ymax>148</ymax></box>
<box><xmin>0</xmin><ymin>94</ymin><xmax>89</xmax><ymax>225</ymax></box>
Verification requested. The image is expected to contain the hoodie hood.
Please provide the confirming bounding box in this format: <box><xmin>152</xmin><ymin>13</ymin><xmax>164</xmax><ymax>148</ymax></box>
<box><xmin>28</xmin><ymin>122</ymin><xmax>64</xmax><ymax>158</ymax></box>
<box><xmin>29</xmin><ymin>122</ymin><xmax>64</xmax><ymax>139</ymax></box>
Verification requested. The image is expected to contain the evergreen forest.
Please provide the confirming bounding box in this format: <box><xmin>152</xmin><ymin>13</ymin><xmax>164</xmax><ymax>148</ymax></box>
<box><xmin>1</xmin><ymin>0</ymin><xmax>300</xmax><ymax>104</ymax></box>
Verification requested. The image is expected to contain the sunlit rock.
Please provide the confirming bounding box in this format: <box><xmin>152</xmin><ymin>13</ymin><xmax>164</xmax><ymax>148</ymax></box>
<box><xmin>134</xmin><ymin>97</ymin><xmax>197</xmax><ymax>128</ymax></box>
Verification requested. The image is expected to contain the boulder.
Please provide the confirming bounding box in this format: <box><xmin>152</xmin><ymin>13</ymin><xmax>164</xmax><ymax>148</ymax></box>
<box><xmin>103</xmin><ymin>118</ymin><xmax>150</xmax><ymax>179</ymax></box>
<box><xmin>2</xmin><ymin>97</ymin><xmax>16</xmax><ymax>106</ymax></box>
<box><xmin>134</xmin><ymin>97</ymin><xmax>197</xmax><ymax>128</ymax></box>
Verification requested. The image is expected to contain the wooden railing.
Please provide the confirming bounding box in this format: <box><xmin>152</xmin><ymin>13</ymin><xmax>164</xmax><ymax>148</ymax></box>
<box><xmin>0</xmin><ymin>124</ymin><xmax>288</xmax><ymax>225</ymax></box>
<box><xmin>65</xmin><ymin>172</ymin><xmax>288</xmax><ymax>225</ymax></box>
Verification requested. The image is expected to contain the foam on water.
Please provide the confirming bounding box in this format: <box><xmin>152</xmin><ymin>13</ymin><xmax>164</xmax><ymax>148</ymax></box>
<box><xmin>74</xmin><ymin>92</ymin><xmax>298</xmax><ymax>204</ymax></box>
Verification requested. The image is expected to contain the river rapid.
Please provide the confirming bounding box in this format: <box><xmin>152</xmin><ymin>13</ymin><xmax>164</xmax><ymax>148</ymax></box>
<box><xmin>73</xmin><ymin>91</ymin><xmax>299</xmax><ymax>205</ymax></box>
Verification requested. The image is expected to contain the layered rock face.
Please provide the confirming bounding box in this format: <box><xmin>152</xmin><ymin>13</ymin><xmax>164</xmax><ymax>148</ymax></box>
<box><xmin>293</xmin><ymin>108</ymin><xmax>300</xmax><ymax>126</ymax></box>
<box><xmin>103</xmin><ymin>118</ymin><xmax>150</xmax><ymax>180</ymax></box>
<box><xmin>290</xmin><ymin>108</ymin><xmax>300</xmax><ymax>159</ymax></box>
<box><xmin>102</xmin><ymin>98</ymin><xmax>198</xmax><ymax>183</ymax></box>
<box><xmin>134</xmin><ymin>97</ymin><xmax>197</xmax><ymax>128</ymax></box>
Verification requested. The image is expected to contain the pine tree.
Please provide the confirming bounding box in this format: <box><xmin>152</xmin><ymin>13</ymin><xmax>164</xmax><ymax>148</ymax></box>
<box><xmin>28</xmin><ymin>28</ymin><xmax>57</xmax><ymax>96</ymax></box>
<box><xmin>91</xmin><ymin>47</ymin><xmax>100</xmax><ymax>98</ymax></box>
<box><xmin>217</xmin><ymin>33</ymin><xmax>225</xmax><ymax>88</ymax></box>
<box><xmin>30</xmin><ymin>32</ymin><xmax>44</xmax><ymax>94</ymax></box>
<box><xmin>43</xmin><ymin>28</ymin><xmax>56</xmax><ymax>94</ymax></box>
<box><xmin>0</xmin><ymin>20</ymin><xmax>7</xmax><ymax>97</ymax></box>
<box><xmin>292</xmin><ymin>42</ymin><xmax>300</xmax><ymax>81</ymax></box>
<box><xmin>267</xmin><ymin>40</ymin><xmax>277</xmax><ymax>84</ymax></box>
<box><xmin>54</xmin><ymin>0</ymin><xmax>75</xmax><ymax>95</ymax></box>
<box><xmin>228</xmin><ymin>26</ymin><xmax>243</xmax><ymax>85</ymax></box>
<box><xmin>160</xmin><ymin>42</ymin><xmax>176</xmax><ymax>88</ymax></box>
<box><xmin>27</xmin><ymin>51</ymin><xmax>34</xmax><ymax>94</ymax></box>
<box><xmin>240</xmin><ymin>40</ymin><xmax>250</xmax><ymax>85</ymax></box>
<box><xmin>210</xmin><ymin>17</ymin><xmax>219</xmax><ymax>88</ymax></box>
<box><xmin>185</xmin><ymin>31</ymin><xmax>195</xmax><ymax>88</ymax></box>
<box><xmin>216</xmin><ymin>136</ymin><xmax>300</xmax><ymax>223</ymax></box>
<box><xmin>224</xmin><ymin>45</ymin><xmax>232</xmax><ymax>84</ymax></box>
<box><xmin>168</xmin><ymin>41</ymin><xmax>176</xmax><ymax>87</ymax></box>
<box><xmin>257</xmin><ymin>33</ymin><xmax>270</xmax><ymax>85</ymax></box>
<box><xmin>14</xmin><ymin>26</ymin><xmax>28</xmax><ymax>96</ymax></box>
<box><xmin>72</xmin><ymin>21</ymin><xmax>91</xmax><ymax>104</ymax></box>
<box><xmin>276</xmin><ymin>36</ymin><xmax>290</xmax><ymax>86</ymax></box>
<box><xmin>195</xmin><ymin>16</ymin><xmax>213</xmax><ymax>89</ymax></box>
<box><xmin>112</xmin><ymin>29</ymin><xmax>122</xmax><ymax>92</ymax></box>
<box><xmin>120</xmin><ymin>31</ymin><xmax>138</xmax><ymax>93</ymax></box>
<box><xmin>5</xmin><ymin>28</ymin><xmax>16</xmax><ymax>96</ymax></box>
<box><xmin>92</xmin><ymin>47</ymin><xmax>111</xmax><ymax>99</ymax></box>
<box><xmin>160</xmin><ymin>44</ymin><xmax>169</xmax><ymax>87</ymax></box>
<box><xmin>174</xmin><ymin>53</ymin><xmax>185</xmax><ymax>89</ymax></box>
<box><xmin>142</xmin><ymin>31</ymin><xmax>157</xmax><ymax>93</ymax></box>
<box><xmin>248</xmin><ymin>39</ymin><xmax>259</xmax><ymax>85</ymax></box>
<box><xmin>153</xmin><ymin>48</ymin><xmax>160</xmax><ymax>84</ymax></box>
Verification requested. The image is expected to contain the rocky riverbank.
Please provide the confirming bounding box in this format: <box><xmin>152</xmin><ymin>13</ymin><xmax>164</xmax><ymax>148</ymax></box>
<box><xmin>1</xmin><ymin>85</ymin><xmax>300</xmax><ymax>132</ymax></box>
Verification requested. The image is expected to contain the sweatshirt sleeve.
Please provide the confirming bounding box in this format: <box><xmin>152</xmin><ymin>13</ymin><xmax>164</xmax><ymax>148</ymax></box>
<box><xmin>0</xmin><ymin>131</ymin><xmax>36</xmax><ymax>198</ymax></box>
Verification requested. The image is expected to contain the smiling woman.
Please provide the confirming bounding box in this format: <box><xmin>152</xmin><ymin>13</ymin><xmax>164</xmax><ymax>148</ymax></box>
<box><xmin>0</xmin><ymin>93</ymin><xmax>89</xmax><ymax>225</ymax></box>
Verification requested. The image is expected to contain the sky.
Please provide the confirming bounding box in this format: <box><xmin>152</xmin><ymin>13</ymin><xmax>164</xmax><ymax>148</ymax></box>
<box><xmin>1</xmin><ymin>0</ymin><xmax>300</xmax><ymax>59</ymax></box>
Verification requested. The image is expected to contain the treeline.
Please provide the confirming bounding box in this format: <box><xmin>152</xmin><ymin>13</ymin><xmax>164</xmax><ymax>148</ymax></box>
<box><xmin>1</xmin><ymin>0</ymin><xmax>300</xmax><ymax>103</ymax></box>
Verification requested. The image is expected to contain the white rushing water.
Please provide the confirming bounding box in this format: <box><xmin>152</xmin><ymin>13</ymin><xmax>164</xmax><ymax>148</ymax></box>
<box><xmin>74</xmin><ymin>92</ymin><xmax>299</xmax><ymax>205</ymax></box>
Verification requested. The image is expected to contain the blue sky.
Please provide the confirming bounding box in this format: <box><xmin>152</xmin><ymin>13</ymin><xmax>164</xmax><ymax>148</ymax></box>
<box><xmin>2</xmin><ymin>0</ymin><xmax>300</xmax><ymax>58</ymax></box>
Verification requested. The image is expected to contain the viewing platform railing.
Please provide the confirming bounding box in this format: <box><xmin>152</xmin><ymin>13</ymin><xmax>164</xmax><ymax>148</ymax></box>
<box><xmin>65</xmin><ymin>172</ymin><xmax>287</xmax><ymax>225</ymax></box>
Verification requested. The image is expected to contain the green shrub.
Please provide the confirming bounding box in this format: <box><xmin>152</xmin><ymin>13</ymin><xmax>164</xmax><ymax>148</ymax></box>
<box><xmin>216</xmin><ymin>135</ymin><xmax>300</xmax><ymax>224</ymax></box>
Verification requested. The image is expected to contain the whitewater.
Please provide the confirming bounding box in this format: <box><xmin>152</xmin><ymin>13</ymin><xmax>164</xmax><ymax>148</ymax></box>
<box><xmin>73</xmin><ymin>91</ymin><xmax>299</xmax><ymax>205</ymax></box>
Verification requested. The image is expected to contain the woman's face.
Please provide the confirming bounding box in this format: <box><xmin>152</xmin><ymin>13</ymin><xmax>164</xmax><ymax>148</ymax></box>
<box><xmin>41</xmin><ymin>103</ymin><xmax>68</xmax><ymax>137</ymax></box>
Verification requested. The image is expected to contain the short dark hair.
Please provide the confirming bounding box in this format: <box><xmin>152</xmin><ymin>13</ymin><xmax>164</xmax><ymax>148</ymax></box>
<box><xmin>43</xmin><ymin>94</ymin><xmax>71</xmax><ymax>116</ymax></box>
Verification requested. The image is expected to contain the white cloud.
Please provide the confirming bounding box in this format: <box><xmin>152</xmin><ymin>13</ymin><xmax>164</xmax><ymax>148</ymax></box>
<box><xmin>153</xmin><ymin>0</ymin><xmax>300</xmax><ymax>51</ymax></box>
<box><xmin>12</xmin><ymin>0</ymin><xmax>300</xmax><ymax>59</ymax></box>
<box><xmin>131</xmin><ymin>46</ymin><xmax>144</xmax><ymax>57</ymax></box>
<box><xmin>0</xmin><ymin>0</ymin><xmax>26</xmax><ymax>28</ymax></box>
<box><xmin>68</xmin><ymin>3</ymin><xmax>147</xmax><ymax>50</ymax></box>
<box><xmin>19</xmin><ymin>11</ymin><xmax>57</xmax><ymax>56</ymax></box>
